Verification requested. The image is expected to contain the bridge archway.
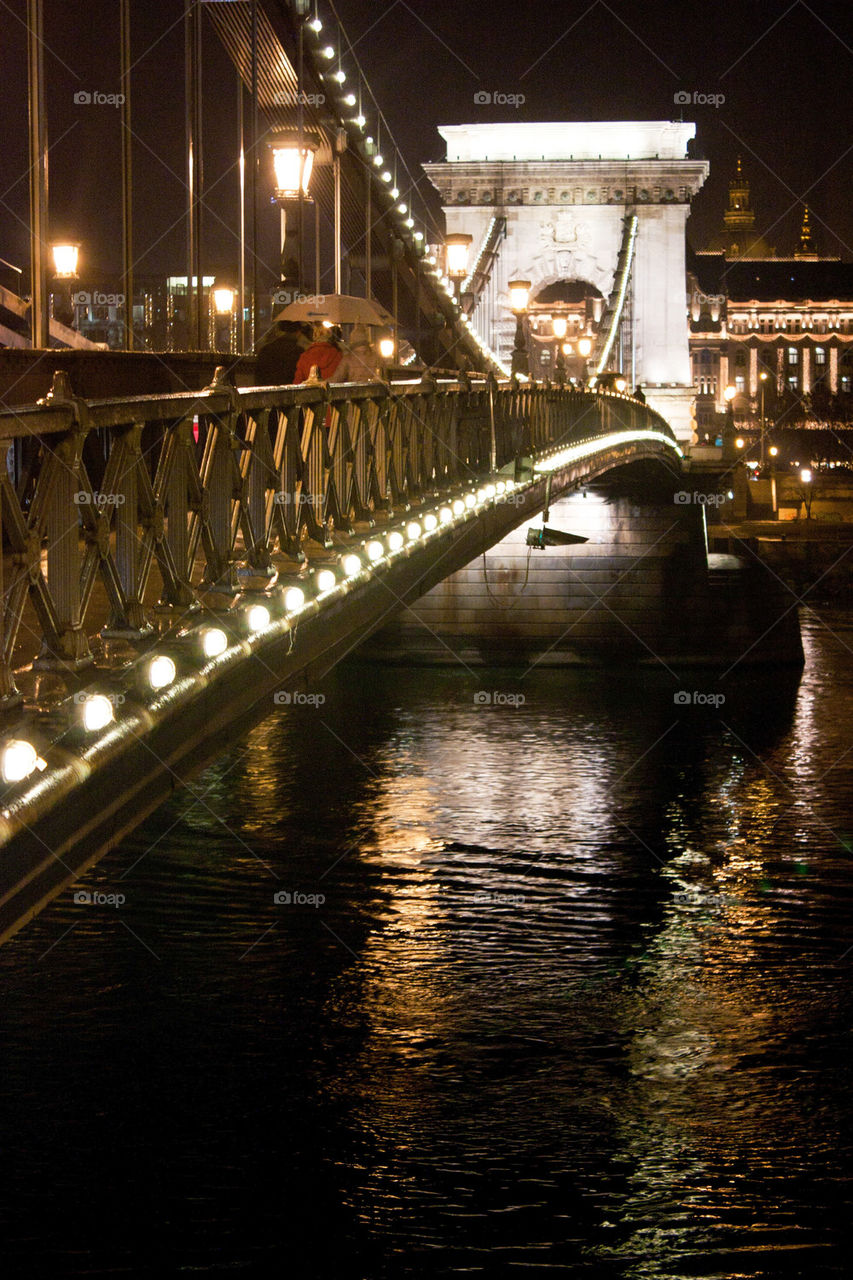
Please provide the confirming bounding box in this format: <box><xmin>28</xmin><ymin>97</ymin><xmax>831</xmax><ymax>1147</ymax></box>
<box><xmin>424</xmin><ymin>121</ymin><xmax>710</xmax><ymax>443</ymax></box>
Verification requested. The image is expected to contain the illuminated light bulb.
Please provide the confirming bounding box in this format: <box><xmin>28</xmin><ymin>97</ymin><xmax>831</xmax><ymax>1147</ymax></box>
<box><xmin>452</xmin><ymin>498</ymin><xmax>465</xmax><ymax>516</ymax></box>
<box><xmin>80</xmin><ymin>694</ymin><xmax>114</xmax><ymax>733</ymax></box>
<box><xmin>309</xmin><ymin>17</ymin><xmax>322</xmax><ymax>32</ymax></box>
<box><xmin>284</xmin><ymin>586</ymin><xmax>305</xmax><ymax>612</ymax></box>
<box><xmin>387</xmin><ymin>530</ymin><xmax>404</xmax><ymax>551</ymax></box>
<box><xmin>333</xmin><ymin>69</ymin><xmax>346</xmax><ymax>83</ymax></box>
<box><xmin>414</xmin><ymin>231</ymin><xmax>424</xmax><ymax>241</ymax></box>
<box><xmin>397</xmin><ymin>203</ymin><xmax>407</xmax><ymax>214</ymax></box>
<box><xmin>316</xmin><ymin>568</ymin><xmax>337</xmax><ymax>593</ymax></box>
<box><xmin>201</xmin><ymin>627</ymin><xmax>228</xmax><ymax>658</ymax></box>
<box><xmin>354</xmin><ymin>115</ymin><xmax>366</xmax><ymax>128</ymax></box>
<box><xmin>342</xmin><ymin>553</ymin><xmax>362</xmax><ymax>577</ymax></box>
<box><xmin>496</xmin><ymin>481</ymin><xmax>506</xmax><ymax>494</ymax></box>
<box><xmin>405</xmin><ymin>218</ymin><xmax>414</xmax><ymax>228</ymax></box>
<box><xmin>246</xmin><ymin>604</ymin><xmax>271</xmax><ymax>632</ymax></box>
<box><xmin>147</xmin><ymin>654</ymin><xmax>176</xmax><ymax>691</ymax></box>
<box><xmin>373</xmin><ymin>154</ymin><xmax>384</xmax><ymax>167</ymax></box>
<box><xmin>505</xmin><ymin>479</ymin><xmax>516</xmax><ymax>491</ymax></box>
<box><xmin>321</xmin><ymin>45</ymin><xmax>335</xmax><ymax>59</ymax></box>
<box><xmin>476</xmin><ymin>488</ymin><xmax>486</xmax><ymax>502</ymax></box>
<box><xmin>406</xmin><ymin>521</ymin><xmax>422</xmax><ymax>541</ymax></box>
<box><xmin>485</xmin><ymin>483</ymin><xmax>496</xmax><ymax>498</ymax></box>
<box><xmin>366</xmin><ymin>539</ymin><xmax>384</xmax><ymax>562</ymax></box>
<box><xmin>382</xmin><ymin>171</ymin><xmax>392</xmax><ymax>183</ymax></box>
<box><xmin>440</xmin><ymin>506</ymin><xmax>453</xmax><ymax>523</ymax></box>
<box><xmin>464</xmin><ymin>493</ymin><xmax>476</xmax><ymax>509</ymax></box>
<box><xmin>390</xmin><ymin>187</ymin><xmax>399</xmax><ymax>199</ymax></box>
<box><xmin>343</xmin><ymin>93</ymin><xmax>357</xmax><ymax>106</ymax></box>
<box><xmin>423</xmin><ymin>513</ymin><xmax>438</xmax><ymax>531</ymax></box>
<box><xmin>1</xmin><ymin>739</ymin><xmax>39</xmax><ymax>784</ymax></box>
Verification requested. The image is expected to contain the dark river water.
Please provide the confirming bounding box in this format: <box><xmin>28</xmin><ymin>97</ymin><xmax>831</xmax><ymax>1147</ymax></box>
<box><xmin>2</xmin><ymin>606</ymin><xmax>853</xmax><ymax>1278</ymax></box>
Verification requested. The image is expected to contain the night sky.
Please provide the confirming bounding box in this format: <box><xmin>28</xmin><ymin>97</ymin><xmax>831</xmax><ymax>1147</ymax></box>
<box><xmin>1</xmin><ymin>0</ymin><xmax>851</xmax><ymax>291</ymax></box>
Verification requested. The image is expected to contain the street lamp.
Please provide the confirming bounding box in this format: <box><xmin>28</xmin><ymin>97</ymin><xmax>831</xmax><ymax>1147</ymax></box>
<box><xmin>210</xmin><ymin>284</ymin><xmax>236</xmax><ymax>352</ymax></box>
<box><xmin>508</xmin><ymin>278</ymin><xmax>531</xmax><ymax>377</ymax></box>
<box><xmin>378</xmin><ymin>332</ymin><xmax>395</xmax><ymax>377</ymax></box>
<box><xmin>445</xmin><ymin>233</ymin><xmax>472</xmax><ymax>298</ymax></box>
<box><xmin>576</xmin><ymin>334</ymin><xmax>592</xmax><ymax>384</ymax></box>
<box><xmin>269</xmin><ymin>134</ymin><xmax>317</xmax><ymax>289</ymax></box>
<box><xmin>552</xmin><ymin>315</ymin><xmax>568</xmax><ymax>381</ymax></box>
<box><xmin>51</xmin><ymin>243</ymin><xmax>79</xmax><ymax>278</ymax></box>
<box><xmin>50</xmin><ymin>242</ymin><xmax>80</xmax><ymax>329</ymax></box>
<box><xmin>759</xmin><ymin>370</ymin><xmax>768</xmax><ymax>467</ymax></box>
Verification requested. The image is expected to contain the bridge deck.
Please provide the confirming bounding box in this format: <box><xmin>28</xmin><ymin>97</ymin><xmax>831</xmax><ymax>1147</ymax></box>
<box><xmin>0</xmin><ymin>375</ymin><xmax>680</xmax><ymax>941</ymax></box>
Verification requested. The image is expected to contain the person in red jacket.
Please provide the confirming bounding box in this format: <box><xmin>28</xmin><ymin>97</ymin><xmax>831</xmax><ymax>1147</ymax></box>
<box><xmin>294</xmin><ymin>323</ymin><xmax>343</xmax><ymax>382</ymax></box>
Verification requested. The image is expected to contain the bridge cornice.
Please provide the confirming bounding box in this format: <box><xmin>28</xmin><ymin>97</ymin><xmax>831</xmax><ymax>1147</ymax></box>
<box><xmin>424</xmin><ymin>159</ymin><xmax>710</xmax><ymax>206</ymax></box>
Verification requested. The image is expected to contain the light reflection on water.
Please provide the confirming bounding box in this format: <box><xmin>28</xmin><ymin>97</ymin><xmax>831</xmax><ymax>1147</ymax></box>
<box><xmin>1</xmin><ymin>609</ymin><xmax>852</xmax><ymax>1275</ymax></box>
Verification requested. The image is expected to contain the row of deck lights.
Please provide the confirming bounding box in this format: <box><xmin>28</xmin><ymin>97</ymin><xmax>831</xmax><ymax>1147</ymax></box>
<box><xmin>301</xmin><ymin>10</ymin><xmax>507</xmax><ymax>373</ymax></box>
<box><xmin>1</xmin><ymin>474</ymin><xmax>525</xmax><ymax>788</ymax></box>
<box><xmin>298</xmin><ymin>9</ymin><xmax>428</xmax><ymax>251</ymax></box>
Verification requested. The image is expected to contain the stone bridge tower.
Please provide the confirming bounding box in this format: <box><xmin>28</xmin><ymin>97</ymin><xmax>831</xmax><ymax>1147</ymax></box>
<box><xmin>424</xmin><ymin>122</ymin><xmax>709</xmax><ymax>442</ymax></box>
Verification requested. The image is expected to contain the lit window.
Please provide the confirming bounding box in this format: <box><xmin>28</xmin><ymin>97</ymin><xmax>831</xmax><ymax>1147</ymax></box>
<box><xmin>788</xmin><ymin>375</ymin><xmax>799</xmax><ymax>391</ymax></box>
<box><xmin>815</xmin><ymin>347</ymin><xmax>826</xmax><ymax>365</ymax></box>
<box><xmin>788</xmin><ymin>347</ymin><xmax>798</xmax><ymax>364</ymax></box>
<box><xmin>735</xmin><ymin>375</ymin><xmax>745</xmax><ymax>392</ymax></box>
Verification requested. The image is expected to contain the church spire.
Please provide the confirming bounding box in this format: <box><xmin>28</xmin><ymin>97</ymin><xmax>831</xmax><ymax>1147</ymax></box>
<box><xmin>724</xmin><ymin>155</ymin><xmax>754</xmax><ymax>231</ymax></box>
<box><xmin>796</xmin><ymin>205</ymin><xmax>815</xmax><ymax>257</ymax></box>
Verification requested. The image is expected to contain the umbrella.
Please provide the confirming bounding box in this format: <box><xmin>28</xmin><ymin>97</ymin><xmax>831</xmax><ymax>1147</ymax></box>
<box><xmin>273</xmin><ymin>293</ymin><xmax>394</xmax><ymax>327</ymax></box>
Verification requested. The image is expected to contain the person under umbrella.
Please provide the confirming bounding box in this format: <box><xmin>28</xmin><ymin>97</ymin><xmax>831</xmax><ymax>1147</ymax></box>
<box><xmin>254</xmin><ymin>320</ymin><xmax>312</xmax><ymax>385</ymax></box>
<box><xmin>294</xmin><ymin>323</ymin><xmax>344</xmax><ymax>382</ymax></box>
<box><xmin>330</xmin><ymin>326</ymin><xmax>380</xmax><ymax>382</ymax></box>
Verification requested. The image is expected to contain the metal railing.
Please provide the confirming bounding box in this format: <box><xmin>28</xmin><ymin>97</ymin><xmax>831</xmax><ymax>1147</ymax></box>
<box><xmin>0</xmin><ymin>370</ymin><xmax>675</xmax><ymax>701</ymax></box>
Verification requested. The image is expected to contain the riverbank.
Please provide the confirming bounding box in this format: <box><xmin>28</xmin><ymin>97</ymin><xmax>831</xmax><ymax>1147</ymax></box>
<box><xmin>708</xmin><ymin>518</ymin><xmax>853</xmax><ymax>600</ymax></box>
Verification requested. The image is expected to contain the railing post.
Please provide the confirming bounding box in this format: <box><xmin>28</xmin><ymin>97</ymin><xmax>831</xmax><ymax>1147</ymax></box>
<box><xmin>0</xmin><ymin>460</ymin><xmax>21</xmax><ymax>706</ymax></box>
<box><xmin>199</xmin><ymin>369</ymin><xmax>239</xmax><ymax>590</ymax></box>
<box><xmin>32</xmin><ymin>373</ymin><xmax>93</xmax><ymax>670</ymax></box>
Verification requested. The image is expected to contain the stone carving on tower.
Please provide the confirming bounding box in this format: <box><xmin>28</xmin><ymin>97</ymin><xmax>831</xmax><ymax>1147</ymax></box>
<box><xmin>533</xmin><ymin>214</ymin><xmax>612</xmax><ymax>295</ymax></box>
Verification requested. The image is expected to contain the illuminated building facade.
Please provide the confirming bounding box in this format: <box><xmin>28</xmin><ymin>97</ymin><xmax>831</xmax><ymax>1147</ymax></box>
<box><xmin>689</xmin><ymin>160</ymin><xmax>853</xmax><ymax>429</ymax></box>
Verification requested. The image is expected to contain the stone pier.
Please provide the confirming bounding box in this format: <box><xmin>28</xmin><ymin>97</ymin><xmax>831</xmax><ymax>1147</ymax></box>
<box><xmin>366</xmin><ymin>463</ymin><xmax>803</xmax><ymax>668</ymax></box>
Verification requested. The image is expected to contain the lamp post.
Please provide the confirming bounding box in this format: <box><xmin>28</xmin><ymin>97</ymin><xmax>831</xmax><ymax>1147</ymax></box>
<box><xmin>552</xmin><ymin>315</ymin><xmax>567</xmax><ymax>382</ymax></box>
<box><xmin>577</xmin><ymin>334</ymin><xmax>592</xmax><ymax>385</ymax></box>
<box><xmin>210</xmin><ymin>284</ymin><xmax>236</xmax><ymax>352</ymax></box>
<box><xmin>50</xmin><ymin>242</ymin><xmax>80</xmax><ymax>329</ymax></box>
<box><xmin>769</xmin><ymin>443</ymin><xmax>779</xmax><ymax>514</ymax></box>
<box><xmin>759</xmin><ymin>370</ymin><xmax>768</xmax><ymax>468</ymax></box>
<box><xmin>269</xmin><ymin>134</ymin><xmax>317</xmax><ymax>293</ymax></box>
<box><xmin>445</xmin><ymin>232</ymin><xmax>472</xmax><ymax>300</ymax></box>
<box><xmin>378</xmin><ymin>333</ymin><xmax>395</xmax><ymax>378</ymax></box>
<box><xmin>508</xmin><ymin>278</ymin><xmax>531</xmax><ymax>377</ymax></box>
